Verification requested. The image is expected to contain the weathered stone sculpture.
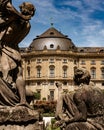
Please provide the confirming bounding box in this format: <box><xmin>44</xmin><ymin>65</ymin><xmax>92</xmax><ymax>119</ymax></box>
<box><xmin>0</xmin><ymin>0</ymin><xmax>35</xmax><ymax>106</ymax></box>
<box><xmin>0</xmin><ymin>1</ymin><xmax>41</xmax><ymax>129</ymax></box>
<box><xmin>55</xmin><ymin>68</ymin><xmax>104</xmax><ymax>130</ymax></box>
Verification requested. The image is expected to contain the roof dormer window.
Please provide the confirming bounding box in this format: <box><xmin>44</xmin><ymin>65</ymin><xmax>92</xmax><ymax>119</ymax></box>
<box><xmin>50</xmin><ymin>32</ymin><xmax>54</xmax><ymax>35</ymax></box>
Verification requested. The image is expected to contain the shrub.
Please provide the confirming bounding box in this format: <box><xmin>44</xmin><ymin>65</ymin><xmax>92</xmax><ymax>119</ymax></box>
<box><xmin>33</xmin><ymin>100</ymin><xmax>57</xmax><ymax>115</ymax></box>
<box><xmin>42</xmin><ymin>97</ymin><xmax>46</xmax><ymax>100</ymax></box>
<box><xmin>34</xmin><ymin>92</ymin><xmax>40</xmax><ymax>100</ymax></box>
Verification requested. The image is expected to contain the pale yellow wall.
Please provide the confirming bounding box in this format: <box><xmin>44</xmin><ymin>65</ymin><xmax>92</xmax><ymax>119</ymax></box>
<box><xmin>79</xmin><ymin>58</ymin><xmax>104</xmax><ymax>80</ymax></box>
<box><xmin>21</xmin><ymin>51</ymin><xmax>104</xmax><ymax>100</ymax></box>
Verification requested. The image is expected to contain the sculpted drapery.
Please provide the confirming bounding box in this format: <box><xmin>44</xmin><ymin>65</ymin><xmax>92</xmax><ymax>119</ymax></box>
<box><xmin>0</xmin><ymin>0</ymin><xmax>35</xmax><ymax>107</ymax></box>
<box><xmin>56</xmin><ymin>68</ymin><xmax>104</xmax><ymax>130</ymax></box>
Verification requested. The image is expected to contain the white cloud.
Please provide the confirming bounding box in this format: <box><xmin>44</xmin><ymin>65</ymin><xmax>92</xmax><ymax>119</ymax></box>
<box><xmin>13</xmin><ymin>0</ymin><xmax>104</xmax><ymax>47</ymax></box>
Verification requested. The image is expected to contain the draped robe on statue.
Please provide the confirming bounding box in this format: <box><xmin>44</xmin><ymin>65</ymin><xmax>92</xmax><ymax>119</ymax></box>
<box><xmin>0</xmin><ymin>20</ymin><xmax>30</xmax><ymax>106</ymax></box>
<box><xmin>56</xmin><ymin>85</ymin><xmax>104</xmax><ymax>130</ymax></box>
<box><xmin>0</xmin><ymin>78</ymin><xmax>19</xmax><ymax>106</ymax></box>
<box><xmin>0</xmin><ymin>0</ymin><xmax>35</xmax><ymax>106</ymax></box>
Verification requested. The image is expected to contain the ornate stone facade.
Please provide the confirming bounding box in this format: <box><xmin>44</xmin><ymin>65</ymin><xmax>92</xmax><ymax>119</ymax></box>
<box><xmin>21</xmin><ymin>27</ymin><xmax>104</xmax><ymax>101</ymax></box>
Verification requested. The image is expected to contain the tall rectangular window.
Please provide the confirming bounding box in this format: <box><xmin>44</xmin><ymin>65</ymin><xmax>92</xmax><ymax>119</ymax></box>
<box><xmin>63</xmin><ymin>69</ymin><xmax>67</xmax><ymax>78</ymax></box>
<box><xmin>37</xmin><ymin>66</ymin><xmax>41</xmax><ymax>78</ymax></box>
<box><xmin>80</xmin><ymin>60</ymin><xmax>85</xmax><ymax>65</ymax></box>
<box><xmin>63</xmin><ymin>66</ymin><xmax>67</xmax><ymax>78</ymax></box>
<box><xmin>91</xmin><ymin>60</ymin><xmax>96</xmax><ymax>65</ymax></box>
<box><xmin>90</xmin><ymin>68</ymin><xmax>96</xmax><ymax>79</ymax></box>
<box><xmin>101</xmin><ymin>68</ymin><xmax>104</xmax><ymax>79</ymax></box>
<box><xmin>50</xmin><ymin>90</ymin><xmax>54</xmax><ymax>100</ymax></box>
<box><xmin>63</xmin><ymin>59</ymin><xmax>67</xmax><ymax>63</ymax></box>
<box><xmin>37</xmin><ymin>68</ymin><xmax>41</xmax><ymax>78</ymax></box>
<box><xmin>49</xmin><ymin>66</ymin><xmax>55</xmax><ymax>77</ymax></box>
<box><xmin>50</xmin><ymin>58</ymin><xmax>54</xmax><ymax>63</ymax></box>
<box><xmin>37</xmin><ymin>59</ymin><xmax>41</xmax><ymax>63</ymax></box>
<box><xmin>50</xmin><ymin>81</ymin><xmax>54</xmax><ymax>85</ymax></box>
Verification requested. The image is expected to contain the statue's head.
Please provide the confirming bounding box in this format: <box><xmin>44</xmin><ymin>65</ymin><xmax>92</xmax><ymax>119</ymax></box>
<box><xmin>73</xmin><ymin>68</ymin><xmax>91</xmax><ymax>86</ymax></box>
<box><xmin>19</xmin><ymin>2</ymin><xmax>36</xmax><ymax>17</ymax></box>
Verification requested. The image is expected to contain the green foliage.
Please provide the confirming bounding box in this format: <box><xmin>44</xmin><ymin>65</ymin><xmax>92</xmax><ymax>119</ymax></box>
<box><xmin>45</xmin><ymin>118</ymin><xmax>60</xmax><ymax>130</ymax></box>
<box><xmin>42</xmin><ymin>97</ymin><xmax>46</xmax><ymax>100</ymax></box>
<box><xmin>51</xmin><ymin>118</ymin><xmax>56</xmax><ymax>125</ymax></box>
<box><xmin>43</xmin><ymin>112</ymin><xmax>55</xmax><ymax>117</ymax></box>
<box><xmin>34</xmin><ymin>100</ymin><xmax>57</xmax><ymax>115</ymax></box>
<box><xmin>51</xmin><ymin>118</ymin><xmax>60</xmax><ymax>130</ymax></box>
<box><xmin>52</xmin><ymin>127</ymin><xmax>60</xmax><ymax>130</ymax></box>
<box><xmin>34</xmin><ymin>92</ymin><xmax>40</xmax><ymax>100</ymax></box>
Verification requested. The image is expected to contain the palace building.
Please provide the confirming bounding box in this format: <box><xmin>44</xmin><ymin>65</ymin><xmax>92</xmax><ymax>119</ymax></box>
<box><xmin>21</xmin><ymin>26</ymin><xmax>104</xmax><ymax>101</ymax></box>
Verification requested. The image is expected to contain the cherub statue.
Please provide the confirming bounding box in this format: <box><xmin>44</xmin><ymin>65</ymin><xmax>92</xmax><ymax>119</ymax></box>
<box><xmin>0</xmin><ymin>0</ymin><xmax>36</xmax><ymax>107</ymax></box>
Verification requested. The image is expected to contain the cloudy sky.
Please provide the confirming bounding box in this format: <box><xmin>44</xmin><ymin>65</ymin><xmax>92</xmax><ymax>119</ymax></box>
<box><xmin>13</xmin><ymin>0</ymin><xmax>104</xmax><ymax>47</ymax></box>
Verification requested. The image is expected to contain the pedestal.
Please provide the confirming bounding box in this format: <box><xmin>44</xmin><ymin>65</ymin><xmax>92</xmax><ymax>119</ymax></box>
<box><xmin>0</xmin><ymin>106</ymin><xmax>43</xmax><ymax>130</ymax></box>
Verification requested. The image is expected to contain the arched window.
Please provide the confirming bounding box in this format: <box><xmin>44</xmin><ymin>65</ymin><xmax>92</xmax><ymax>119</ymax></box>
<box><xmin>101</xmin><ymin>67</ymin><xmax>104</xmax><ymax>79</ymax></box>
<box><xmin>49</xmin><ymin>65</ymin><xmax>55</xmax><ymax>78</ymax></box>
<box><xmin>36</xmin><ymin>65</ymin><xmax>41</xmax><ymax>78</ymax></box>
<box><xmin>63</xmin><ymin>65</ymin><xmax>68</xmax><ymax>78</ymax></box>
<box><xmin>90</xmin><ymin>67</ymin><xmax>96</xmax><ymax>79</ymax></box>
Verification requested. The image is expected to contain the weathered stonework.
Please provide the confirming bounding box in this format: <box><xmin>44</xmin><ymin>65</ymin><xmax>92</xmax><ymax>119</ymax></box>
<box><xmin>0</xmin><ymin>106</ymin><xmax>42</xmax><ymax>130</ymax></box>
<box><xmin>0</xmin><ymin>1</ymin><xmax>41</xmax><ymax>129</ymax></box>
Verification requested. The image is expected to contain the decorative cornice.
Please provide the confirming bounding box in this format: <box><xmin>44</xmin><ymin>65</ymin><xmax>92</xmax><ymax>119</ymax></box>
<box><xmin>21</xmin><ymin>50</ymin><xmax>104</xmax><ymax>59</ymax></box>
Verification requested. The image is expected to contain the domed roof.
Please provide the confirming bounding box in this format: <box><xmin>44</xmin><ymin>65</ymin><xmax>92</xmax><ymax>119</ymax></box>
<box><xmin>29</xmin><ymin>27</ymin><xmax>76</xmax><ymax>51</ymax></box>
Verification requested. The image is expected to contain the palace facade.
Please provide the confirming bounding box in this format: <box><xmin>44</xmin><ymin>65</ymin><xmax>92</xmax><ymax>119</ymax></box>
<box><xmin>21</xmin><ymin>27</ymin><xmax>104</xmax><ymax>101</ymax></box>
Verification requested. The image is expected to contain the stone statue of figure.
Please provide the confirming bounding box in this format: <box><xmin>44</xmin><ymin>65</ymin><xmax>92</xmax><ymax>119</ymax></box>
<box><xmin>55</xmin><ymin>68</ymin><xmax>104</xmax><ymax>130</ymax></box>
<box><xmin>0</xmin><ymin>0</ymin><xmax>36</xmax><ymax>107</ymax></box>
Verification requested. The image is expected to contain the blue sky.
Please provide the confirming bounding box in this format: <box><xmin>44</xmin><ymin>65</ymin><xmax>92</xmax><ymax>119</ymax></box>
<box><xmin>13</xmin><ymin>0</ymin><xmax>104</xmax><ymax>47</ymax></box>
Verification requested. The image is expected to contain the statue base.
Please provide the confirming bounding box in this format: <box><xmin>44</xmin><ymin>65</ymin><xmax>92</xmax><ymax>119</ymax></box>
<box><xmin>0</xmin><ymin>106</ymin><xmax>43</xmax><ymax>130</ymax></box>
